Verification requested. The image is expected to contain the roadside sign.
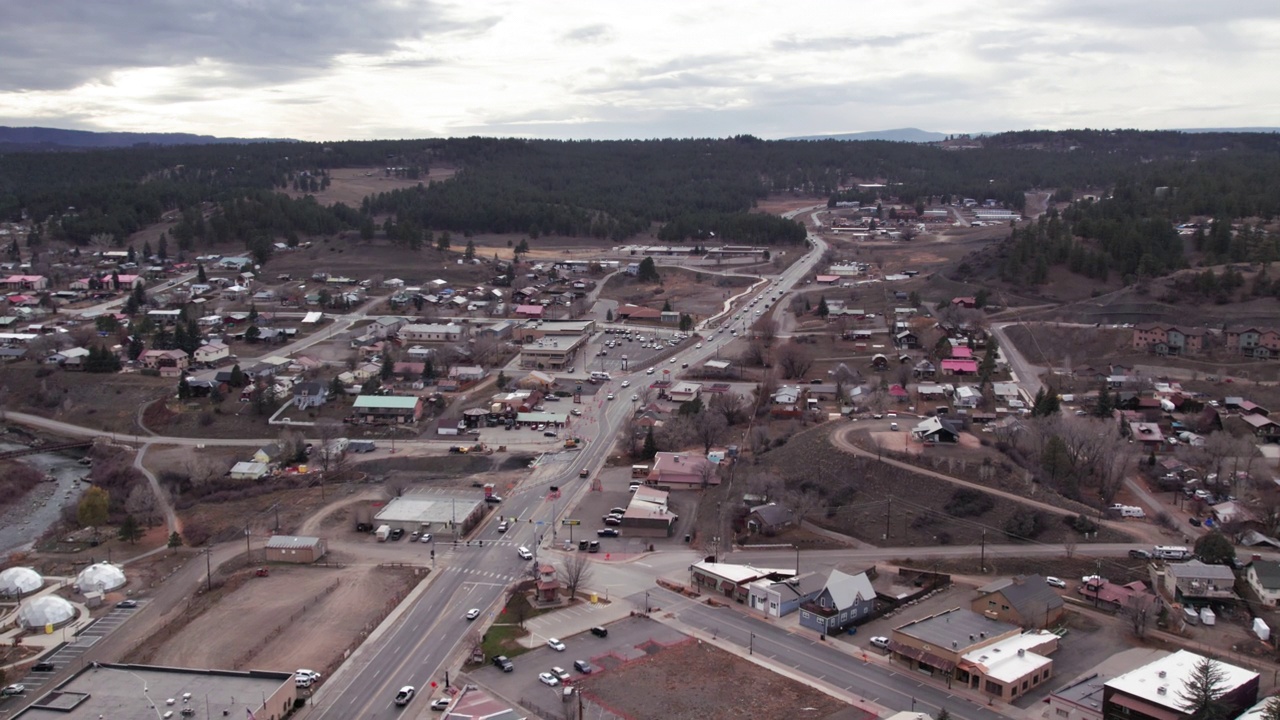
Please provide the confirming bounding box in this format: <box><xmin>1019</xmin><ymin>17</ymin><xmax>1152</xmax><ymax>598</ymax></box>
<box><xmin>562</xmin><ymin>520</ymin><xmax>581</xmax><ymax>526</ymax></box>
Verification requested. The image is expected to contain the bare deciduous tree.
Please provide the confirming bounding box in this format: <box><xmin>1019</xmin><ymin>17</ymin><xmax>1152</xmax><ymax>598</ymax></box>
<box><xmin>125</xmin><ymin>482</ymin><xmax>161</xmax><ymax>528</ymax></box>
<box><xmin>693</xmin><ymin>411</ymin><xmax>728</xmax><ymax>453</ymax></box>
<box><xmin>757</xmin><ymin>318</ymin><xmax>778</xmax><ymax>346</ymax></box>
<box><xmin>557</xmin><ymin>552</ymin><xmax>594</xmax><ymax>599</ymax></box>
<box><xmin>385</xmin><ymin>476</ymin><xmax>410</xmax><ymax>498</ymax></box>
<box><xmin>776</xmin><ymin>343</ymin><xmax>815</xmax><ymax>380</ymax></box>
<box><xmin>708</xmin><ymin>392</ymin><xmax>749</xmax><ymax>426</ymax></box>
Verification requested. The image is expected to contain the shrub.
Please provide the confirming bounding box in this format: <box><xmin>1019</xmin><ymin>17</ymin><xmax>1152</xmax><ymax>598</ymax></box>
<box><xmin>945</xmin><ymin>488</ymin><xmax>995</xmax><ymax>518</ymax></box>
<box><xmin>1069</xmin><ymin>513</ymin><xmax>1098</xmax><ymax>534</ymax></box>
<box><xmin>1003</xmin><ymin>510</ymin><xmax>1048</xmax><ymax>540</ymax></box>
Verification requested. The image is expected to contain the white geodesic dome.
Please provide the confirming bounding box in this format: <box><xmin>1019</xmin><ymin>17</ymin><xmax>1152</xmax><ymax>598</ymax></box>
<box><xmin>16</xmin><ymin>595</ymin><xmax>76</xmax><ymax>629</ymax></box>
<box><xmin>0</xmin><ymin>567</ymin><xmax>43</xmax><ymax>597</ymax></box>
<box><xmin>75</xmin><ymin>562</ymin><xmax>126</xmax><ymax>593</ymax></box>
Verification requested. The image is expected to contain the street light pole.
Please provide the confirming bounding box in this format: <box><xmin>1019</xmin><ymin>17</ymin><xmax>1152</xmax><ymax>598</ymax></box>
<box><xmin>749</xmin><ymin>632</ymin><xmax>754</xmax><ymax>655</ymax></box>
<box><xmin>205</xmin><ymin>548</ymin><xmax>212</xmax><ymax>592</ymax></box>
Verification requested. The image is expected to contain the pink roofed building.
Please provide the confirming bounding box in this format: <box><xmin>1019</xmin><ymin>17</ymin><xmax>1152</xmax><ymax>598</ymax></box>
<box><xmin>941</xmin><ymin>358</ymin><xmax>979</xmax><ymax>375</ymax></box>
<box><xmin>1</xmin><ymin>275</ymin><xmax>49</xmax><ymax>291</ymax></box>
<box><xmin>514</xmin><ymin>304</ymin><xmax>545</xmax><ymax>318</ymax></box>
<box><xmin>950</xmin><ymin>346</ymin><xmax>974</xmax><ymax>359</ymax></box>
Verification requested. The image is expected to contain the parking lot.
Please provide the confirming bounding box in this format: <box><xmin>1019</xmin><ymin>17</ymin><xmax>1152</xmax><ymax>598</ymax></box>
<box><xmin>467</xmin><ymin>616</ymin><xmax>687</xmax><ymax>710</ymax></box>
<box><xmin>585</xmin><ymin>329</ymin><xmax>694</xmax><ymax>377</ymax></box>
<box><xmin>562</xmin><ymin>466</ymin><xmax>699</xmax><ymax>556</ymax></box>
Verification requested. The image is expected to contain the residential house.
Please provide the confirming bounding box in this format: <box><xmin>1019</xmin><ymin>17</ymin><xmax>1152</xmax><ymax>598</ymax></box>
<box><xmin>1127</xmin><ymin>421</ymin><xmax>1164</xmax><ymax>448</ymax></box>
<box><xmin>193</xmin><ymin>341</ymin><xmax>229</xmax><ymax>365</ymax></box>
<box><xmin>955</xmin><ymin>385</ymin><xmax>982</xmax><ymax>408</ymax></box>
<box><xmin>616</xmin><ymin>304</ymin><xmax>662</xmax><ymax>321</ymax></box>
<box><xmin>749</xmin><ymin>571</ymin><xmax>827</xmax><ymax>618</ymax></box>
<box><xmin>138</xmin><ymin>349</ymin><xmax>189</xmax><ymax>377</ymax></box>
<box><xmin>1158</xmin><ymin>560</ymin><xmax>1237</xmax><ymax>605</ymax></box>
<box><xmin>972</xmin><ymin>575</ymin><xmax>1066</xmax><ymax>629</ymax></box>
<box><xmin>448</xmin><ymin>365</ymin><xmax>487</xmax><ymax>383</ymax></box>
<box><xmin>292</xmin><ymin>381</ymin><xmax>329</xmax><ymax>409</ymax></box>
<box><xmin>48</xmin><ymin>347</ymin><xmax>90</xmax><ymax>368</ymax></box>
<box><xmin>941</xmin><ymin>359</ymin><xmax>979</xmax><ymax>375</ymax></box>
<box><xmin>912</xmin><ymin>416</ymin><xmax>961</xmax><ymax>443</ymax></box>
<box><xmin>228</xmin><ymin>461</ymin><xmax>269</xmax><ymax>481</ymax></box>
<box><xmin>647</xmin><ymin>452</ymin><xmax>718</xmax><ymax>489</ymax></box>
<box><xmin>772</xmin><ymin>386</ymin><xmax>801</xmax><ymax>405</ymax></box>
<box><xmin>797</xmin><ymin>569</ymin><xmax>877</xmax><ymax>634</ymax></box>
<box><xmin>952</xmin><ymin>297</ymin><xmax>978</xmax><ymax>309</ymax></box>
<box><xmin>1225</xmin><ymin>327</ymin><xmax>1280</xmax><ymax>358</ymax></box>
<box><xmin>351</xmin><ymin>395</ymin><xmax>424</xmax><ymax>424</ymax></box>
<box><xmin>895</xmin><ymin>330</ymin><xmax>919</xmax><ymax>349</ymax></box>
<box><xmin>1103</xmin><ymin>650</ymin><xmax>1257</xmax><ymax>720</ymax></box>
<box><xmin>253</xmin><ymin>443</ymin><xmax>286</xmax><ymax>466</ymax></box>
<box><xmin>1245</xmin><ymin>560</ymin><xmax>1280</xmax><ymax>608</ymax></box>
<box><xmin>1240</xmin><ymin>413</ymin><xmax>1280</xmax><ymax>443</ymax></box>
<box><xmin>1131</xmin><ymin>324</ymin><xmax>1206</xmax><ymax>356</ymax></box>
<box><xmin>746</xmin><ymin>503</ymin><xmax>794</xmax><ymax>535</ymax></box>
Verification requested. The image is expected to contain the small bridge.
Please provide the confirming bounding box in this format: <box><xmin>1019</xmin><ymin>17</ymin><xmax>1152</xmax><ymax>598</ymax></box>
<box><xmin>0</xmin><ymin>440</ymin><xmax>93</xmax><ymax>461</ymax></box>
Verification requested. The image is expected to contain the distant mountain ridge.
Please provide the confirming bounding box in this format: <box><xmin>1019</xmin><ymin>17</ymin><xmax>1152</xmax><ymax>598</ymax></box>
<box><xmin>786</xmin><ymin>127</ymin><xmax>1280</xmax><ymax>143</ymax></box>
<box><xmin>786</xmin><ymin>128</ymin><xmax>950</xmax><ymax>143</ymax></box>
<box><xmin>0</xmin><ymin>126</ymin><xmax>293</xmax><ymax>150</ymax></box>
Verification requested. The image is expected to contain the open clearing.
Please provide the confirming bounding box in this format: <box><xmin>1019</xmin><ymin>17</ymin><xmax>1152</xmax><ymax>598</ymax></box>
<box><xmin>147</xmin><ymin>561</ymin><xmax>418</xmax><ymax>674</ymax></box>
<box><xmin>281</xmin><ymin>166</ymin><xmax>456</xmax><ymax>207</ymax></box>
<box><xmin>600</xmin><ymin>266</ymin><xmax>756</xmax><ymax>318</ymax></box>
<box><xmin>578</xmin><ymin>636</ymin><xmax>856</xmax><ymax>720</ymax></box>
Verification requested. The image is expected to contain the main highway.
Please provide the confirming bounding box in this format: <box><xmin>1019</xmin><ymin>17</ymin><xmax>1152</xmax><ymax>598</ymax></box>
<box><xmin>306</xmin><ymin>210</ymin><xmax>831</xmax><ymax>717</ymax></box>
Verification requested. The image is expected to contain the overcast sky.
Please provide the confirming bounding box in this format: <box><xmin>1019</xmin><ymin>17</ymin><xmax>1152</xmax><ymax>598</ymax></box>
<box><xmin>1</xmin><ymin>0</ymin><xmax>1277</xmax><ymax>141</ymax></box>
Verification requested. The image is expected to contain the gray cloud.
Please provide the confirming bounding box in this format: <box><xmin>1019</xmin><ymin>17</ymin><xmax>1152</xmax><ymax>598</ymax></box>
<box><xmin>562</xmin><ymin>23</ymin><xmax>613</xmax><ymax>44</ymax></box>
<box><xmin>1020</xmin><ymin>0</ymin><xmax>1280</xmax><ymax>28</ymax></box>
<box><xmin>771</xmin><ymin>34</ymin><xmax>910</xmax><ymax>52</ymax></box>
<box><xmin>0</xmin><ymin>1</ymin><xmax>493</xmax><ymax>92</ymax></box>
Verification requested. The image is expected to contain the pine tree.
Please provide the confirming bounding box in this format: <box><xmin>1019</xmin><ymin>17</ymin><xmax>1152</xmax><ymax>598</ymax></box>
<box><xmin>178</xmin><ymin>377</ymin><xmax>192</xmax><ymax>399</ymax></box>
<box><xmin>642</xmin><ymin>427</ymin><xmax>658</xmax><ymax>460</ymax></box>
<box><xmin>817</xmin><ymin>296</ymin><xmax>829</xmax><ymax>318</ymax></box>
<box><xmin>197</xmin><ymin>263</ymin><xmax>207</xmax><ymax>283</ymax></box>
<box><xmin>167</xmin><ymin>531</ymin><xmax>183</xmax><ymax>551</ymax></box>
<box><xmin>117</xmin><ymin>514</ymin><xmax>144</xmax><ymax>544</ymax></box>
<box><xmin>1177</xmin><ymin>656</ymin><xmax>1229</xmax><ymax>720</ymax></box>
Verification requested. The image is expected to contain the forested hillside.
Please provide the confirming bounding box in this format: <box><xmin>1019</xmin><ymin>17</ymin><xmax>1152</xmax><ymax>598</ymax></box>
<box><xmin>3</xmin><ymin>132</ymin><xmax>1280</xmax><ymax>271</ymax></box>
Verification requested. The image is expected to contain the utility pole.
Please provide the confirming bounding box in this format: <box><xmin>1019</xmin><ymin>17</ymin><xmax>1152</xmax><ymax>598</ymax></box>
<box><xmin>205</xmin><ymin>548</ymin><xmax>212</xmax><ymax>592</ymax></box>
<box><xmin>885</xmin><ymin>495</ymin><xmax>892</xmax><ymax>540</ymax></box>
<box><xmin>244</xmin><ymin>525</ymin><xmax>251</xmax><ymax>563</ymax></box>
<box><xmin>980</xmin><ymin>529</ymin><xmax>986</xmax><ymax>572</ymax></box>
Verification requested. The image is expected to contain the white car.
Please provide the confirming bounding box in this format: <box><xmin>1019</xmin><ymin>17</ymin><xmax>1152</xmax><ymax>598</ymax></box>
<box><xmin>1045</xmin><ymin>576</ymin><xmax>1067</xmax><ymax>589</ymax></box>
<box><xmin>631</xmin><ymin>394</ymin><xmax>639</xmax><ymax>401</ymax></box>
<box><xmin>695</xmin><ymin>343</ymin><xmax>702</xmax><ymax>349</ymax></box>
<box><xmin>296</xmin><ymin>670</ymin><xmax>321</xmax><ymax>683</ymax></box>
<box><xmin>669</xmin><ymin>357</ymin><xmax>677</xmax><ymax>363</ymax></box>
<box><xmin>2</xmin><ymin>684</ymin><xmax>25</xmax><ymax>697</ymax></box>
<box><xmin>869</xmin><ymin>636</ymin><xmax>890</xmax><ymax>650</ymax></box>
<box><xmin>551</xmin><ymin>666</ymin><xmax>570</xmax><ymax>682</ymax></box>
<box><xmin>646</xmin><ymin>367</ymin><xmax>655</xmax><ymax>374</ymax></box>
<box><xmin>606</xmin><ymin>393</ymin><xmax>615</xmax><ymax>400</ymax></box>
<box><xmin>517</xmin><ymin>546</ymin><xmax>533</xmax><ymax>560</ymax></box>
<box><xmin>395</xmin><ymin>686</ymin><xmax>416</xmax><ymax>706</ymax></box>
<box><xmin>538</xmin><ymin>672</ymin><xmax>560</xmax><ymax>687</ymax></box>
<box><xmin>547</xmin><ymin>638</ymin><xmax>566</xmax><ymax>652</ymax></box>
<box><xmin>621</xmin><ymin>380</ymin><xmax>630</xmax><ymax>387</ymax></box>
<box><xmin>465</xmin><ymin>608</ymin><xmax>481</xmax><ymax>621</ymax></box>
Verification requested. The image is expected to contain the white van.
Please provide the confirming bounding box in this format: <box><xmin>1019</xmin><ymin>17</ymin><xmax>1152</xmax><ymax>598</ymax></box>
<box><xmin>517</xmin><ymin>546</ymin><xmax>533</xmax><ymax>560</ymax></box>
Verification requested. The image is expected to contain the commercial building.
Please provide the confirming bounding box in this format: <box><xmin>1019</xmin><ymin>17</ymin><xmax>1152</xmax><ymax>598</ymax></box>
<box><xmin>647</xmin><ymin>452</ymin><xmax>719</xmax><ymax>489</ymax></box>
<box><xmin>264</xmin><ymin>535</ymin><xmax>328</xmax><ymax>564</ymax></box>
<box><xmin>1103</xmin><ymin>650</ymin><xmax>1258</xmax><ymax>720</ymax></box>
<box><xmin>374</xmin><ymin>493</ymin><xmax>487</xmax><ymax>536</ymax></box>
<box><xmin>1047</xmin><ymin>649</ymin><xmax>1170</xmax><ymax>720</ymax></box>
<box><xmin>13</xmin><ymin>663</ymin><xmax>295</xmax><ymax>720</ymax></box>
<box><xmin>890</xmin><ymin>607</ymin><xmax>1057</xmax><ymax>700</ymax></box>
<box><xmin>351</xmin><ymin>394</ymin><xmax>424</xmax><ymax>424</ymax></box>
<box><xmin>400</xmin><ymin>323</ymin><xmax>465</xmax><ymax>342</ymax></box>
<box><xmin>690</xmin><ymin>561</ymin><xmax>793</xmax><ymax>604</ymax></box>
<box><xmin>517</xmin><ymin>333</ymin><xmax>588</xmax><ymax>370</ymax></box>
<box><xmin>619</xmin><ymin>485</ymin><xmax>678</xmax><ymax>537</ymax></box>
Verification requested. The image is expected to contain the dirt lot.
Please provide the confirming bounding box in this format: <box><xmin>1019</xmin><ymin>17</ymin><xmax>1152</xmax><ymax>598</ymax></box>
<box><xmin>577</xmin><ymin>636</ymin><xmax>855</xmax><ymax>720</ymax></box>
<box><xmin>600</xmin><ymin>267</ymin><xmax>755</xmax><ymax>319</ymax></box>
<box><xmin>144</xmin><ymin>560</ymin><xmax>418</xmax><ymax>674</ymax></box>
<box><xmin>5</xmin><ymin>365</ymin><xmax>170</xmax><ymax>435</ymax></box>
<box><xmin>739</xmin><ymin>423</ymin><xmax>1136</xmax><ymax>549</ymax></box>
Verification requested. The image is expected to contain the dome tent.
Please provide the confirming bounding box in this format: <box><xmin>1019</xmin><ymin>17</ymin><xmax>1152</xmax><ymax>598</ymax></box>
<box><xmin>75</xmin><ymin>562</ymin><xmax>126</xmax><ymax>593</ymax></box>
<box><xmin>0</xmin><ymin>566</ymin><xmax>43</xmax><ymax>597</ymax></box>
<box><xmin>16</xmin><ymin>595</ymin><xmax>76</xmax><ymax>629</ymax></box>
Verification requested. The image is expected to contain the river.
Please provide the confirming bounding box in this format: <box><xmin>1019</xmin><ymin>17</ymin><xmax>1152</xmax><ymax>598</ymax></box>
<box><xmin>0</xmin><ymin>440</ymin><xmax>92</xmax><ymax>560</ymax></box>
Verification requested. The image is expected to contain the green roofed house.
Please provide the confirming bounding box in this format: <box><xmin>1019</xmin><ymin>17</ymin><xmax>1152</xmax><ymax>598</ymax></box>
<box><xmin>352</xmin><ymin>394</ymin><xmax>424</xmax><ymax>424</ymax></box>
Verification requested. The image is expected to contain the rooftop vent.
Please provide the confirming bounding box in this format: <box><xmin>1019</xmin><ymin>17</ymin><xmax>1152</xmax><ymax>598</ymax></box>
<box><xmin>1157</xmin><ymin>686</ymin><xmax>1168</xmax><ymax>695</ymax></box>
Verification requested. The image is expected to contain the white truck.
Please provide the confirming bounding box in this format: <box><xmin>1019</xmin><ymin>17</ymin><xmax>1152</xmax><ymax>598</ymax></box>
<box><xmin>375</xmin><ymin>524</ymin><xmax>391</xmax><ymax>542</ymax></box>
